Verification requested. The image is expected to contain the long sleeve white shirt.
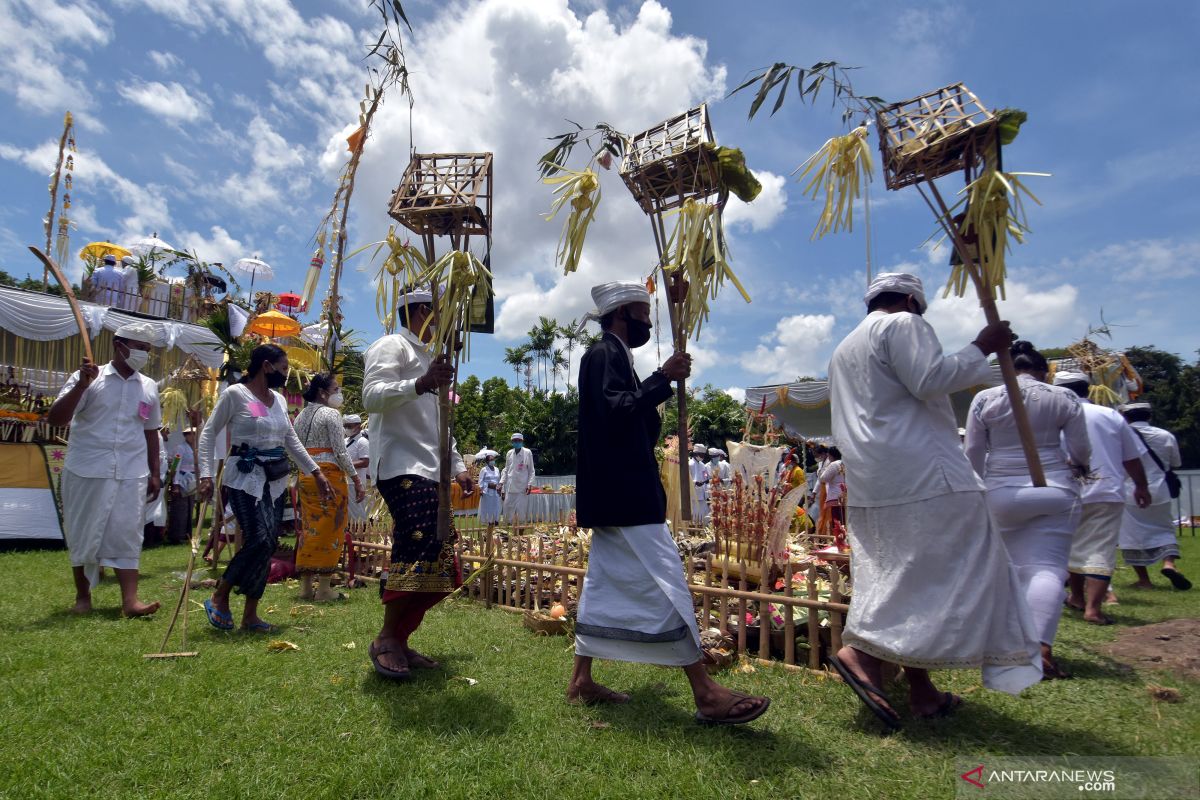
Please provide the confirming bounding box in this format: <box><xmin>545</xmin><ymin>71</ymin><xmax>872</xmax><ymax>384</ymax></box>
<box><xmin>829</xmin><ymin>310</ymin><xmax>993</xmax><ymax>507</ymax></box>
<box><xmin>197</xmin><ymin>383</ymin><xmax>317</xmax><ymax>502</ymax></box>
<box><xmin>965</xmin><ymin>373</ymin><xmax>1091</xmax><ymax>490</ymax></box>
<box><xmin>499</xmin><ymin>448</ymin><xmax>535</xmax><ymax>493</ymax></box>
<box><xmin>818</xmin><ymin>459</ymin><xmax>846</xmax><ymax>502</ymax></box>
<box><xmin>361</xmin><ymin>329</ymin><xmax>465</xmax><ymax>484</ymax></box>
<box><xmin>57</xmin><ymin>363</ymin><xmax>161</xmax><ymax>479</ymax></box>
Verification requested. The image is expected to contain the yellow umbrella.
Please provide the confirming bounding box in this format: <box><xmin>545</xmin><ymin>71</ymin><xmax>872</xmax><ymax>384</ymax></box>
<box><xmin>282</xmin><ymin>344</ymin><xmax>321</xmax><ymax>372</ymax></box>
<box><xmin>245</xmin><ymin>310</ymin><xmax>302</xmax><ymax>339</ymax></box>
<box><xmin>79</xmin><ymin>242</ymin><xmax>132</xmax><ymax>262</ymax></box>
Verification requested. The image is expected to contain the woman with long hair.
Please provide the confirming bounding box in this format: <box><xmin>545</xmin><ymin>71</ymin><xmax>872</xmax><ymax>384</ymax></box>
<box><xmin>964</xmin><ymin>341</ymin><xmax>1091</xmax><ymax>678</ymax></box>
<box><xmin>197</xmin><ymin>344</ymin><xmax>334</xmax><ymax>632</ymax></box>
<box><xmin>293</xmin><ymin>373</ymin><xmax>365</xmax><ymax>601</ymax></box>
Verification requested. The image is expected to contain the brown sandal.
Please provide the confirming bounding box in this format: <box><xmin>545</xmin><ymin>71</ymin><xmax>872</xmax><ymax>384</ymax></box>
<box><xmin>369</xmin><ymin>640</ymin><xmax>411</xmax><ymax>680</ymax></box>
<box><xmin>695</xmin><ymin>690</ymin><xmax>771</xmax><ymax>726</ymax></box>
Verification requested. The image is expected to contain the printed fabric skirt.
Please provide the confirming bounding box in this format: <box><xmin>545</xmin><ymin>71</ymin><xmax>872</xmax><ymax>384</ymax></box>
<box><xmin>296</xmin><ymin>461</ymin><xmax>350</xmax><ymax>573</ymax></box>
<box><xmin>223</xmin><ymin>484</ymin><xmax>285</xmax><ymax>600</ymax></box>
<box><xmin>378</xmin><ymin>474</ymin><xmax>461</xmax><ymax>595</ymax></box>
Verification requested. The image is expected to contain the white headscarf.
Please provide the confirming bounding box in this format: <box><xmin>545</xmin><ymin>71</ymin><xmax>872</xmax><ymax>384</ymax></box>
<box><xmin>863</xmin><ymin>272</ymin><xmax>927</xmax><ymax>314</ymax></box>
<box><xmin>113</xmin><ymin>321</ymin><xmax>159</xmax><ymax>345</ymax></box>
<box><xmin>1052</xmin><ymin>371</ymin><xmax>1091</xmax><ymax>386</ymax></box>
<box><xmin>576</xmin><ymin>281</ymin><xmax>651</xmax><ymax>332</ymax></box>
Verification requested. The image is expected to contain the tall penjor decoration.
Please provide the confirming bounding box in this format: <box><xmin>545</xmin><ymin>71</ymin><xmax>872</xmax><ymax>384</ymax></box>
<box><xmin>43</xmin><ymin>112</ymin><xmax>76</xmax><ymax>288</ymax></box>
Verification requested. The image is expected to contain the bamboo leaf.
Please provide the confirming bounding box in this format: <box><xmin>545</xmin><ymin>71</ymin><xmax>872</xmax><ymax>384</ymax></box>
<box><xmin>391</xmin><ymin>0</ymin><xmax>412</xmax><ymax>31</ymax></box>
<box><xmin>770</xmin><ymin>74</ymin><xmax>789</xmax><ymax>116</ymax></box>
<box><xmin>748</xmin><ymin>63</ymin><xmax>787</xmax><ymax>119</ymax></box>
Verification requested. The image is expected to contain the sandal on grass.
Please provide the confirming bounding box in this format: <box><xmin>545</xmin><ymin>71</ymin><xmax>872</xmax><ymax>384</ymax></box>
<box><xmin>914</xmin><ymin>691</ymin><xmax>962</xmax><ymax>720</ymax></box>
<box><xmin>566</xmin><ymin>685</ymin><xmax>630</xmax><ymax>706</ymax></box>
<box><xmin>241</xmin><ymin>620</ymin><xmax>278</xmax><ymax>634</ymax></box>
<box><xmin>203</xmin><ymin>598</ymin><xmax>233</xmax><ymax>631</ymax></box>
<box><xmin>406</xmin><ymin>649</ymin><xmax>441</xmax><ymax>670</ymax></box>
<box><xmin>829</xmin><ymin>654</ymin><xmax>901</xmax><ymax>731</ymax></box>
<box><xmin>694</xmin><ymin>690</ymin><xmax>771</xmax><ymax>726</ymax></box>
<box><xmin>1161</xmin><ymin>568</ymin><xmax>1192</xmax><ymax>591</ymax></box>
<box><xmin>369</xmin><ymin>640</ymin><xmax>411</xmax><ymax>681</ymax></box>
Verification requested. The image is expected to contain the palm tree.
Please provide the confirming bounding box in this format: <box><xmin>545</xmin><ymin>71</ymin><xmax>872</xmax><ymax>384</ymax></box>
<box><xmin>527</xmin><ymin>316</ymin><xmax>558</xmax><ymax>391</ymax></box>
<box><xmin>550</xmin><ymin>348</ymin><xmax>567</xmax><ymax>393</ymax></box>
<box><xmin>559</xmin><ymin>321</ymin><xmax>583</xmax><ymax>389</ymax></box>
<box><xmin>503</xmin><ymin>345</ymin><xmax>530</xmax><ymax>389</ymax></box>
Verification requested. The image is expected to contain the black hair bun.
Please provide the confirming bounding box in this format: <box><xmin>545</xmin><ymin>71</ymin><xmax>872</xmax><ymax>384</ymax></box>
<box><xmin>1011</xmin><ymin>340</ymin><xmax>1036</xmax><ymax>354</ymax></box>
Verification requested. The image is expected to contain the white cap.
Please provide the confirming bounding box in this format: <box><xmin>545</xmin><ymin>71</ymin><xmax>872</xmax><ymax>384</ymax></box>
<box><xmin>511</xmin><ymin>432</ymin><xmax>524</xmax><ymax>441</ymax></box>
<box><xmin>864</xmin><ymin>272</ymin><xmax>927</xmax><ymax>313</ymax></box>
<box><xmin>397</xmin><ymin>289</ymin><xmax>432</xmax><ymax>306</ymax></box>
<box><xmin>113</xmin><ymin>321</ymin><xmax>158</xmax><ymax>345</ymax></box>
<box><xmin>342</xmin><ymin>414</ymin><xmax>362</xmax><ymax>425</ymax></box>
<box><xmin>102</xmin><ymin>254</ymin><xmax>116</xmax><ymax>264</ymax></box>
<box><xmin>576</xmin><ymin>280</ymin><xmax>652</xmax><ymax>332</ymax></box>
<box><xmin>1052</xmin><ymin>371</ymin><xmax>1091</xmax><ymax>386</ymax></box>
<box><xmin>121</xmin><ymin>255</ymin><xmax>137</xmax><ymax>266</ymax></box>
<box><xmin>692</xmin><ymin>443</ymin><xmax>707</xmax><ymax>454</ymax></box>
<box><xmin>707</xmin><ymin>447</ymin><xmax>721</xmax><ymax>456</ymax></box>
<box><xmin>1120</xmin><ymin>402</ymin><xmax>1151</xmax><ymax>412</ymax></box>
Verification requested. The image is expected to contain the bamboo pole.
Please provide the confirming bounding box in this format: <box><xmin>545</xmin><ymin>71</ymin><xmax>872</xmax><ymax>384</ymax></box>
<box><xmin>783</xmin><ymin>561</ymin><xmax>796</xmax><ymax>666</ymax></box>
<box><xmin>43</xmin><ymin>113</ymin><xmax>72</xmax><ymax>291</ymax></box>
<box><xmin>919</xmin><ymin>180</ymin><xmax>1046</xmax><ymax>487</ymax></box>
<box><xmin>28</xmin><ymin>247</ymin><xmax>92</xmax><ymax>364</ymax></box>
<box><xmin>806</xmin><ymin>564</ymin><xmax>820</xmax><ymax>669</ymax></box>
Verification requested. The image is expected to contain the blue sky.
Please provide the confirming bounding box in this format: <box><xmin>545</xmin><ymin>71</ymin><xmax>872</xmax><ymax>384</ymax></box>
<box><xmin>2</xmin><ymin>0</ymin><xmax>1197</xmax><ymax>399</ymax></box>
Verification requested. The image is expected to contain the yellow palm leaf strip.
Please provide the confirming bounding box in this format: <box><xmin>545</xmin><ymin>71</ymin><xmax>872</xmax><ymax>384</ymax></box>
<box><xmin>792</xmin><ymin>126</ymin><xmax>872</xmax><ymax>240</ymax></box>
<box><xmin>663</xmin><ymin>200</ymin><xmax>750</xmax><ymax>341</ymax></box>
<box><xmin>417</xmin><ymin>251</ymin><xmax>493</xmax><ymax>360</ymax></box>
<box><xmin>542</xmin><ymin>167</ymin><xmax>601</xmax><ymax>275</ymax></box>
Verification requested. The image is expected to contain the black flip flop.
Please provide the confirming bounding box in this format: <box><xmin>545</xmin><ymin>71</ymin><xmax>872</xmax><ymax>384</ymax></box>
<box><xmin>369</xmin><ymin>641</ymin><xmax>411</xmax><ymax>680</ymax></box>
<box><xmin>695</xmin><ymin>691</ymin><xmax>771</xmax><ymax>726</ymax></box>
<box><xmin>915</xmin><ymin>691</ymin><xmax>962</xmax><ymax>720</ymax></box>
<box><xmin>829</xmin><ymin>655</ymin><xmax>901</xmax><ymax>731</ymax></box>
<box><xmin>1161</xmin><ymin>568</ymin><xmax>1193</xmax><ymax>591</ymax></box>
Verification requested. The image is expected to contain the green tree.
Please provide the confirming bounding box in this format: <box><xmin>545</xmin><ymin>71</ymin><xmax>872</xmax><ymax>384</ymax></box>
<box><xmin>452</xmin><ymin>374</ymin><xmax>486</xmax><ymax>454</ymax></box>
<box><xmin>661</xmin><ymin>383</ymin><xmax>745</xmax><ymax>451</ymax></box>
<box><xmin>499</xmin><ymin>387</ymin><xmax>579</xmax><ymax>474</ymax></box>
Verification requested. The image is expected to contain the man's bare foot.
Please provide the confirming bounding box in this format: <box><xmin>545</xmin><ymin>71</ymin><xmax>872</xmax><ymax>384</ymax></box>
<box><xmin>694</xmin><ymin>686</ymin><xmax>768</xmax><ymax>722</ymax></box>
<box><xmin>911</xmin><ymin>690</ymin><xmax>962</xmax><ymax>719</ymax></box>
<box><xmin>1083</xmin><ymin>611</ymin><xmax>1114</xmax><ymax>626</ymax></box>
<box><xmin>1131</xmin><ymin>580</ymin><xmax>1154</xmax><ymax>590</ymax></box>
<box><xmin>566</xmin><ymin>679</ymin><xmax>630</xmax><ymax>705</ymax></box>
<box><xmin>1064</xmin><ymin>598</ymin><xmax>1086</xmax><ymax>612</ymax></box>
<box><xmin>405</xmin><ymin>648</ymin><xmax>440</xmax><ymax>669</ymax></box>
<box><xmin>122</xmin><ymin>600</ymin><xmax>160</xmax><ymax>617</ymax></box>
<box><xmin>1104</xmin><ymin>590</ymin><xmax>1119</xmax><ymax>605</ymax></box>
<box><xmin>834</xmin><ymin>646</ymin><xmax>897</xmax><ymax>718</ymax></box>
<box><xmin>70</xmin><ymin>597</ymin><xmax>92</xmax><ymax>615</ymax></box>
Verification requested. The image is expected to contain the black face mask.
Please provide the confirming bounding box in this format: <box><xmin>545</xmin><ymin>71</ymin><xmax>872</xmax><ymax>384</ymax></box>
<box><xmin>624</xmin><ymin>311</ymin><xmax>651</xmax><ymax>348</ymax></box>
<box><xmin>266</xmin><ymin>364</ymin><xmax>287</xmax><ymax>389</ymax></box>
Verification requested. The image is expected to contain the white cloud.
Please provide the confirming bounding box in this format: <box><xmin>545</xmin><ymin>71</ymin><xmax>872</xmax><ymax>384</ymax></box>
<box><xmin>215</xmin><ymin>116</ymin><xmax>310</xmax><ymax>212</ymax></box>
<box><xmin>176</xmin><ymin>225</ymin><xmax>254</xmax><ymax>269</ymax></box>
<box><xmin>724</xmin><ymin>386</ymin><xmax>746</xmax><ymax>403</ymax></box>
<box><xmin>148</xmin><ymin>50</ymin><xmax>183</xmax><ymax>72</ymax></box>
<box><xmin>724</xmin><ymin>169</ymin><xmax>787</xmax><ymax>232</ymax></box>
<box><xmin>923</xmin><ymin>280</ymin><xmax>1084</xmax><ymax>352</ymax></box>
<box><xmin>739</xmin><ymin>313</ymin><xmax>837</xmax><ymax>382</ymax></box>
<box><xmin>117</xmin><ymin>80</ymin><xmax>208</xmax><ymax>122</ymax></box>
<box><xmin>1084</xmin><ymin>238</ymin><xmax>1200</xmax><ymax>284</ymax></box>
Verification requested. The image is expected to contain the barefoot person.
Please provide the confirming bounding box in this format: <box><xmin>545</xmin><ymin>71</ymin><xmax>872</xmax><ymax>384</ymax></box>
<box><xmin>1118</xmin><ymin>402</ymin><xmax>1190</xmax><ymax>591</ymax></box>
<box><xmin>293</xmin><ymin>373</ymin><xmax>366</xmax><ymax>602</ymax></box>
<box><xmin>197</xmin><ymin>345</ymin><xmax>334</xmax><ymax>633</ymax></box>
<box><xmin>362</xmin><ymin>289</ymin><xmax>474</xmax><ymax>679</ymax></box>
<box><xmin>48</xmin><ymin>321</ymin><xmax>164</xmax><ymax>616</ymax></box>
<box><xmin>570</xmin><ymin>280</ymin><xmax>770</xmax><ymax>726</ymax></box>
<box><xmin>1052</xmin><ymin>372</ymin><xmax>1152</xmax><ymax>624</ymax></box>
<box><xmin>827</xmin><ymin>273</ymin><xmax>1043</xmax><ymax>730</ymax></box>
<box><xmin>965</xmin><ymin>341</ymin><xmax>1092</xmax><ymax>679</ymax></box>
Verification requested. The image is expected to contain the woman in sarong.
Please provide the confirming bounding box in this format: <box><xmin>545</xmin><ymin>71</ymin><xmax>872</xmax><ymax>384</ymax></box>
<box><xmin>477</xmin><ymin>451</ymin><xmax>502</xmax><ymax>534</ymax></box>
<box><xmin>965</xmin><ymin>341</ymin><xmax>1091</xmax><ymax>679</ymax></box>
<box><xmin>198</xmin><ymin>345</ymin><xmax>333</xmax><ymax>632</ymax></box>
<box><xmin>293</xmin><ymin>373</ymin><xmax>365</xmax><ymax>601</ymax></box>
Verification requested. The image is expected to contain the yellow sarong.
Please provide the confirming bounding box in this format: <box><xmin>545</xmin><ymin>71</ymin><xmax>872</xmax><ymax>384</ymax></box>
<box><xmin>296</xmin><ymin>459</ymin><xmax>349</xmax><ymax>573</ymax></box>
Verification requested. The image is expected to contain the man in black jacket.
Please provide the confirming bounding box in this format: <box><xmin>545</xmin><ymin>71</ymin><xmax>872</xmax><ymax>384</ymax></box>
<box><xmin>568</xmin><ymin>281</ymin><xmax>770</xmax><ymax>726</ymax></box>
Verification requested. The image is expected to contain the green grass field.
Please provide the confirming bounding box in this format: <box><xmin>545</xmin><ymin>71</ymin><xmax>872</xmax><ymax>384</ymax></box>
<box><xmin>1</xmin><ymin>534</ymin><xmax>1196</xmax><ymax>799</ymax></box>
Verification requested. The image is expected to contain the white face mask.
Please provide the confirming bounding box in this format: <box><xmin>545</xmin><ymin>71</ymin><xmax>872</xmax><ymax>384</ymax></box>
<box><xmin>123</xmin><ymin>348</ymin><xmax>150</xmax><ymax>372</ymax></box>
<box><xmin>327</xmin><ymin>391</ymin><xmax>344</xmax><ymax>409</ymax></box>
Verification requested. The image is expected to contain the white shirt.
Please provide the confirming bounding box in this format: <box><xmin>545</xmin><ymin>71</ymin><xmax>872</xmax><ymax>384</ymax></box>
<box><xmin>829</xmin><ymin>310</ymin><xmax>992</xmax><ymax>507</ymax></box>
<box><xmin>57</xmin><ymin>363</ymin><xmax>161</xmax><ymax>479</ymax></box>
<box><xmin>89</xmin><ymin>264</ymin><xmax>127</xmax><ymax>307</ymax></box>
<box><xmin>172</xmin><ymin>443</ymin><xmax>196</xmax><ymax>475</ymax></box>
<box><xmin>346</xmin><ymin>434</ymin><xmax>370</xmax><ymax>485</ymax></box>
<box><xmin>121</xmin><ymin>265</ymin><xmax>141</xmax><ymax>311</ymax></box>
<box><xmin>1074</xmin><ymin>401</ymin><xmax>1145</xmax><ymax>504</ymax></box>
<box><xmin>197</xmin><ymin>383</ymin><xmax>317</xmax><ymax>502</ymax></box>
<box><xmin>689</xmin><ymin>458</ymin><xmax>710</xmax><ymax>491</ymax></box>
<box><xmin>819</xmin><ymin>459</ymin><xmax>846</xmax><ymax>502</ymax></box>
<box><xmin>1128</xmin><ymin>421</ymin><xmax>1180</xmax><ymax>503</ymax></box>
<box><xmin>965</xmin><ymin>373</ymin><xmax>1091</xmax><ymax>490</ymax></box>
<box><xmin>361</xmin><ymin>328</ymin><xmax>465</xmax><ymax>484</ymax></box>
<box><xmin>500</xmin><ymin>447</ymin><xmax>536</xmax><ymax>493</ymax></box>
<box><xmin>717</xmin><ymin>459</ymin><xmax>732</xmax><ymax>484</ymax></box>
<box><xmin>479</xmin><ymin>464</ymin><xmax>501</xmax><ymax>496</ymax></box>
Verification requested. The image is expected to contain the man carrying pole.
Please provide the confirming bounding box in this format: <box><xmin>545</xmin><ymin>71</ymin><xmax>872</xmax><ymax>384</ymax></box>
<box><xmin>569</xmin><ymin>280</ymin><xmax>769</xmax><ymax>726</ymax></box>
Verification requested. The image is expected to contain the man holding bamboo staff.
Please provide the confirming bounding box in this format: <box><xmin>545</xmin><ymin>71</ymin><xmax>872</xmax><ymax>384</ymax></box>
<box><xmin>570</xmin><ymin>281</ymin><xmax>770</xmax><ymax>726</ymax></box>
<box><xmin>827</xmin><ymin>273</ymin><xmax>1042</xmax><ymax>730</ymax></box>
<box><xmin>362</xmin><ymin>288</ymin><xmax>474</xmax><ymax>680</ymax></box>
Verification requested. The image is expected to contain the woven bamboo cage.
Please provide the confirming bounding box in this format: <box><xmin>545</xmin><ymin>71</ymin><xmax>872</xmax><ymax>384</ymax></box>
<box><xmin>875</xmin><ymin>83</ymin><xmax>998</xmax><ymax>190</ymax></box>
<box><xmin>620</xmin><ymin>104</ymin><xmax>723</xmax><ymax>213</ymax></box>
<box><xmin>387</xmin><ymin>153</ymin><xmax>493</xmax><ymax>237</ymax></box>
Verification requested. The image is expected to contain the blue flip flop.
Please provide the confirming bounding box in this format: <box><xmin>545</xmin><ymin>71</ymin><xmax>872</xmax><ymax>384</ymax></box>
<box><xmin>204</xmin><ymin>597</ymin><xmax>234</xmax><ymax>631</ymax></box>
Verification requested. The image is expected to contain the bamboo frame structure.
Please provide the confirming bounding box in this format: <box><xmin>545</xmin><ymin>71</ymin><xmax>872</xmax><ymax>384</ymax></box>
<box><xmin>875</xmin><ymin>85</ymin><xmax>1046</xmax><ymax>486</ymax></box>
<box><xmin>387</xmin><ymin>153</ymin><xmax>494</xmax><ymax>540</ymax></box>
<box><xmin>619</xmin><ymin>105</ymin><xmax>726</xmax><ymax>522</ymax></box>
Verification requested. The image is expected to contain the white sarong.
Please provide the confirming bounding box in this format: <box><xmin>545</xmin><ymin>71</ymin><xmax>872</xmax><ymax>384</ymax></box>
<box><xmin>575</xmin><ymin>522</ymin><xmax>702</xmax><ymax>666</ymax></box>
<box><xmin>503</xmin><ymin>491</ymin><xmax>530</xmax><ymax>524</ymax></box>
<box><xmin>61</xmin><ymin>469</ymin><xmax>148</xmax><ymax>587</ymax></box>
<box><xmin>1068</xmin><ymin>502</ymin><xmax>1124</xmax><ymax>577</ymax></box>
<box><xmin>845</xmin><ymin>491</ymin><xmax>1042</xmax><ymax>695</ymax></box>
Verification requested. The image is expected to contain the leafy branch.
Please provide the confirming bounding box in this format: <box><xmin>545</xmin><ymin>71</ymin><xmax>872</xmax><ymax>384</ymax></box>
<box><xmin>728</xmin><ymin>61</ymin><xmax>887</xmax><ymax>124</ymax></box>
<box><xmin>537</xmin><ymin>120</ymin><xmax>630</xmax><ymax>177</ymax></box>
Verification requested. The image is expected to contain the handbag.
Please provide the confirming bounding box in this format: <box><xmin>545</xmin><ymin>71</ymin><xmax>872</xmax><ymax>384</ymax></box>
<box><xmin>260</xmin><ymin>457</ymin><xmax>292</xmax><ymax>482</ymax></box>
<box><xmin>1131</xmin><ymin>427</ymin><xmax>1181</xmax><ymax>499</ymax></box>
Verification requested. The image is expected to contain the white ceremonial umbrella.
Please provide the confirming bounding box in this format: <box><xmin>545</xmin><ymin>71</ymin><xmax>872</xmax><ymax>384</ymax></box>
<box><xmin>128</xmin><ymin>233</ymin><xmax>176</xmax><ymax>260</ymax></box>
<box><xmin>231</xmin><ymin>256</ymin><xmax>274</xmax><ymax>293</ymax></box>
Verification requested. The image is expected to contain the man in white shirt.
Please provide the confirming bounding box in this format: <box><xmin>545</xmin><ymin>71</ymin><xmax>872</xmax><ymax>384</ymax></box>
<box><xmin>343</xmin><ymin>414</ymin><xmax>371</xmax><ymax>521</ymax></box>
<box><xmin>827</xmin><ymin>273</ymin><xmax>1042</xmax><ymax>730</ymax></box>
<box><xmin>688</xmin><ymin>443</ymin><xmax>711</xmax><ymax>524</ymax></box>
<box><xmin>500</xmin><ymin>432</ymin><xmax>536</xmax><ymax>531</ymax></box>
<box><xmin>88</xmin><ymin>254</ymin><xmax>127</xmax><ymax>307</ymax></box>
<box><xmin>1052</xmin><ymin>372</ymin><xmax>1152</xmax><ymax>623</ymax></box>
<box><xmin>708</xmin><ymin>448</ymin><xmax>733</xmax><ymax>485</ymax></box>
<box><xmin>362</xmin><ymin>289</ymin><xmax>474</xmax><ymax>680</ymax></box>
<box><xmin>120</xmin><ymin>255</ymin><xmax>142</xmax><ymax>311</ymax></box>
<box><xmin>48</xmin><ymin>321</ymin><xmax>162</xmax><ymax>616</ymax></box>
<box><xmin>166</xmin><ymin>427</ymin><xmax>198</xmax><ymax>544</ymax></box>
<box><xmin>1117</xmin><ymin>403</ymin><xmax>1190</xmax><ymax>590</ymax></box>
